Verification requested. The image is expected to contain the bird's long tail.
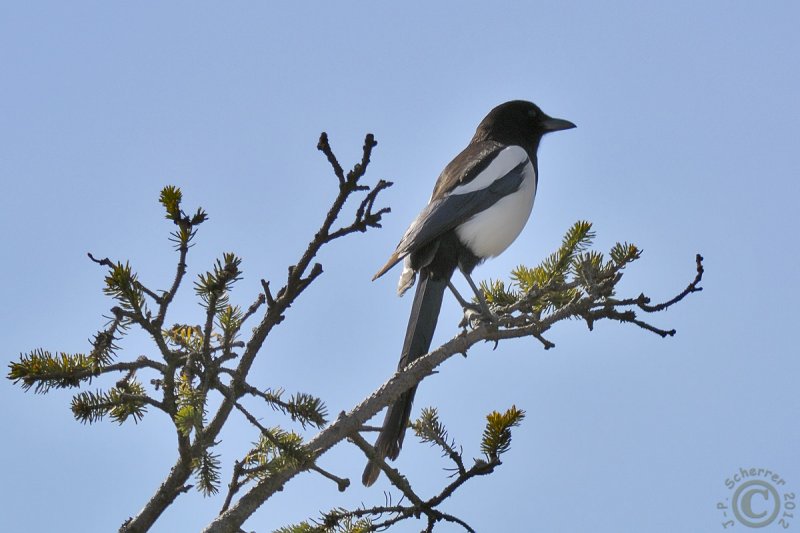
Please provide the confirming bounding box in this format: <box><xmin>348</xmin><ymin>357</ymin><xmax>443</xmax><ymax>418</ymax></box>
<box><xmin>362</xmin><ymin>270</ymin><xmax>448</xmax><ymax>486</ymax></box>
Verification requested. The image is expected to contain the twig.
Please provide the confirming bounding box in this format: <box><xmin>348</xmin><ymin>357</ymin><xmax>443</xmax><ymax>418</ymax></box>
<box><xmin>155</xmin><ymin>237</ymin><xmax>190</xmax><ymax>327</ymax></box>
<box><xmin>241</xmin><ymin>293</ymin><xmax>266</xmax><ymax>325</ymax></box>
<box><xmin>638</xmin><ymin>253</ymin><xmax>705</xmax><ymax>312</ymax></box>
<box><xmin>317</xmin><ymin>132</ymin><xmax>346</xmax><ymax>185</ymax></box>
<box><xmin>349</xmin><ymin>431</ymin><xmax>424</xmax><ymax>506</ymax></box>
<box><xmin>309</xmin><ymin>464</ymin><xmax>349</xmax><ymax>492</ymax></box>
<box><xmin>88</xmin><ymin>252</ymin><xmax>163</xmax><ymax>304</ymax></box>
<box><xmin>220</xmin><ymin>460</ymin><xmax>245</xmax><ymax>514</ymax></box>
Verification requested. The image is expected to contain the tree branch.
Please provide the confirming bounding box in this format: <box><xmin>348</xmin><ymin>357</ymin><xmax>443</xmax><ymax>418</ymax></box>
<box><xmin>9</xmin><ymin>132</ymin><xmax>703</xmax><ymax>533</ymax></box>
<box><xmin>119</xmin><ymin>134</ymin><xmax>390</xmax><ymax>532</ymax></box>
<box><xmin>203</xmin><ymin>255</ymin><xmax>704</xmax><ymax>532</ymax></box>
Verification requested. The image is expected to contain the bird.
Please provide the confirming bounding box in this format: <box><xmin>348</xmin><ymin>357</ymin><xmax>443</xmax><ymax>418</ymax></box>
<box><xmin>362</xmin><ymin>100</ymin><xmax>575</xmax><ymax>487</ymax></box>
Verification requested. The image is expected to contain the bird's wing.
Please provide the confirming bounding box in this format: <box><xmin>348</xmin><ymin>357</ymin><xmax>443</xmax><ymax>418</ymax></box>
<box><xmin>429</xmin><ymin>140</ymin><xmax>506</xmax><ymax>201</ymax></box>
<box><xmin>373</xmin><ymin>144</ymin><xmax>530</xmax><ymax>280</ymax></box>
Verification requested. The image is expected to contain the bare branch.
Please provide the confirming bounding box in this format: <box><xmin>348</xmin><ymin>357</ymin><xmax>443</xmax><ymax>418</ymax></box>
<box><xmin>155</xmin><ymin>229</ymin><xmax>191</xmax><ymax>328</ymax></box>
<box><xmin>309</xmin><ymin>464</ymin><xmax>350</xmax><ymax>492</ymax></box>
<box><xmin>638</xmin><ymin>253</ymin><xmax>705</xmax><ymax>312</ymax></box>
<box><xmin>327</xmin><ymin>179</ymin><xmax>394</xmax><ymax>240</ymax></box>
<box><xmin>241</xmin><ymin>293</ymin><xmax>266</xmax><ymax>326</ymax></box>
<box><xmin>350</xmin><ymin>431</ymin><xmax>425</xmax><ymax>507</ymax></box>
<box><xmin>317</xmin><ymin>132</ymin><xmax>346</xmax><ymax>185</ymax></box>
<box><xmin>220</xmin><ymin>460</ymin><xmax>245</xmax><ymax>514</ymax></box>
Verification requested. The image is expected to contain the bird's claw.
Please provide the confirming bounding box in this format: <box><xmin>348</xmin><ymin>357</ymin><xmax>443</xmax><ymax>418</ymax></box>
<box><xmin>459</xmin><ymin>304</ymin><xmax>498</xmax><ymax>330</ymax></box>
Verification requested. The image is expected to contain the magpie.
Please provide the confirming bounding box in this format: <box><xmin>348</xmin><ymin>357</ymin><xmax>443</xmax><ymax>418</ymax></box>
<box><xmin>362</xmin><ymin>100</ymin><xmax>575</xmax><ymax>486</ymax></box>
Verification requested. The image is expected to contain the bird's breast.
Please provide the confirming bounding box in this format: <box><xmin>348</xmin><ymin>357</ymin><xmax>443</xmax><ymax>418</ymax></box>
<box><xmin>454</xmin><ymin>162</ymin><xmax>536</xmax><ymax>259</ymax></box>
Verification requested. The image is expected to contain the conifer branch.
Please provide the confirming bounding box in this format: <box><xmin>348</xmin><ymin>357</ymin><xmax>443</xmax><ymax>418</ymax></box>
<box><xmin>209</xmin><ymin>240</ymin><xmax>702</xmax><ymax>531</ymax></box>
<box><xmin>64</xmin><ymin>140</ymin><xmax>390</xmax><ymax>532</ymax></box>
<box><xmin>8</xmin><ymin>136</ymin><xmax>701</xmax><ymax>533</ymax></box>
<box><xmin>8</xmin><ymin>351</ymin><xmax>165</xmax><ymax>394</ymax></box>
<box><xmin>237</xmin><ymin>384</ymin><xmax>328</xmax><ymax>429</ymax></box>
<box><xmin>153</xmin><ymin>185</ymin><xmax>208</xmax><ymax>328</ymax></box>
<box><xmin>314</xmin><ymin>407</ymin><xmax>522</xmax><ymax>532</ymax></box>
<box><xmin>411</xmin><ymin>407</ymin><xmax>465</xmax><ymax>475</ymax></box>
<box><xmin>88</xmin><ymin>253</ymin><xmax>163</xmax><ymax>305</ymax></box>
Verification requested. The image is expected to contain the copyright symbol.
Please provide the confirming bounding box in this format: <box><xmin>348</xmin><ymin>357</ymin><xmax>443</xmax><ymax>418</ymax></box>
<box><xmin>732</xmin><ymin>480</ymin><xmax>780</xmax><ymax>528</ymax></box>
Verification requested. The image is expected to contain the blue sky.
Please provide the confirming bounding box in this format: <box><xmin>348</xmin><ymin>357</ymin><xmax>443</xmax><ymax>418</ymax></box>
<box><xmin>2</xmin><ymin>2</ymin><xmax>799</xmax><ymax>532</ymax></box>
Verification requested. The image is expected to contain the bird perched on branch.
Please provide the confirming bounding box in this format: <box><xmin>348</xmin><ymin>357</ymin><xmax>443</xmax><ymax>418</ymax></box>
<box><xmin>363</xmin><ymin>100</ymin><xmax>575</xmax><ymax>486</ymax></box>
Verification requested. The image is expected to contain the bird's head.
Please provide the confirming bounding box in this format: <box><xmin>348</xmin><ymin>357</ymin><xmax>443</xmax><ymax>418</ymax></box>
<box><xmin>473</xmin><ymin>100</ymin><xmax>576</xmax><ymax>148</ymax></box>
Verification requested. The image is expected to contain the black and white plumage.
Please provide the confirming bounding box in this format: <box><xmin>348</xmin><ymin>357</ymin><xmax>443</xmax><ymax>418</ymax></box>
<box><xmin>363</xmin><ymin>100</ymin><xmax>575</xmax><ymax>487</ymax></box>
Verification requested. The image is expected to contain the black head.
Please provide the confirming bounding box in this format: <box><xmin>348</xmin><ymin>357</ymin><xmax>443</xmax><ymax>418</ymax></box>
<box><xmin>472</xmin><ymin>100</ymin><xmax>576</xmax><ymax>150</ymax></box>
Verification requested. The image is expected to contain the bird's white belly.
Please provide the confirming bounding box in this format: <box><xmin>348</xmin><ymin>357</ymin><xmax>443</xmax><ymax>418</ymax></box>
<box><xmin>455</xmin><ymin>168</ymin><xmax>536</xmax><ymax>258</ymax></box>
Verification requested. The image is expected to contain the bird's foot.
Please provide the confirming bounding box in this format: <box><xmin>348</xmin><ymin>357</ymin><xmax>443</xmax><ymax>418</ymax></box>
<box><xmin>458</xmin><ymin>303</ymin><xmax>499</xmax><ymax>330</ymax></box>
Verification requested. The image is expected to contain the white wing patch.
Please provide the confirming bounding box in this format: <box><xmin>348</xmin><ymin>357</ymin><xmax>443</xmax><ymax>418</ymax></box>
<box><xmin>394</xmin><ymin>144</ymin><xmax>535</xmax><ymax>293</ymax></box>
<box><xmin>455</xmin><ymin>158</ymin><xmax>536</xmax><ymax>258</ymax></box>
<box><xmin>448</xmin><ymin>145</ymin><xmax>530</xmax><ymax>196</ymax></box>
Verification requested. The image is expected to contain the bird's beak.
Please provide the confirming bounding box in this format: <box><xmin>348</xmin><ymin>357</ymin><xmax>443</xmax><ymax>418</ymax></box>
<box><xmin>541</xmin><ymin>116</ymin><xmax>577</xmax><ymax>132</ymax></box>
